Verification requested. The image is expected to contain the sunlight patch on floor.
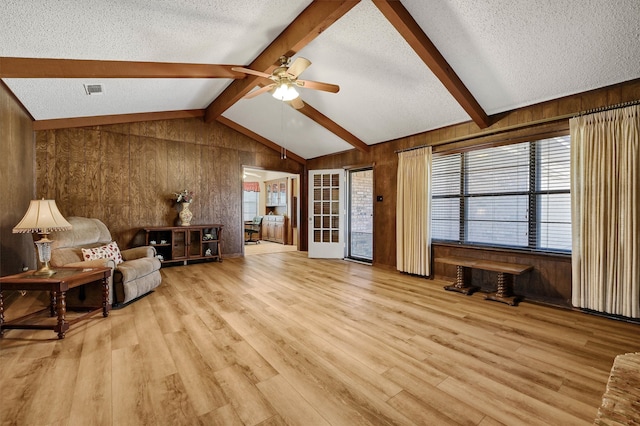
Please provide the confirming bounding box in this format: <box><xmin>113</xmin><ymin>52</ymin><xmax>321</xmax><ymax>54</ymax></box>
<box><xmin>244</xmin><ymin>241</ymin><xmax>298</xmax><ymax>256</ymax></box>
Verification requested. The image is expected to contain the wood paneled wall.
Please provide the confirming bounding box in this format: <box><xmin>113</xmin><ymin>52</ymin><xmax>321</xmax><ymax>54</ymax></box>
<box><xmin>35</xmin><ymin>119</ymin><xmax>304</xmax><ymax>257</ymax></box>
<box><xmin>432</xmin><ymin>244</ymin><xmax>572</xmax><ymax>307</ymax></box>
<box><xmin>0</xmin><ymin>82</ymin><xmax>36</xmax><ymax>276</ymax></box>
<box><xmin>308</xmin><ymin>78</ymin><xmax>640</xmax><ymax>307</ymax></box>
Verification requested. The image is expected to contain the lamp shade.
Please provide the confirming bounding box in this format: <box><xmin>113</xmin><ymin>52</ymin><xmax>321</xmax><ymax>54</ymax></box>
<box><xmin>13</xmin><ymin>199</ymin><xmax>72</xmax><ymax>234</ymax></box>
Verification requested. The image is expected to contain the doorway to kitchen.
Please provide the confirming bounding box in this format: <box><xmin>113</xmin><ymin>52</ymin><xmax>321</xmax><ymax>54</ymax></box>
<box><xmin>243</xmin><ymin>167</ymin><xmax>299</xmax><ymax>255</ymax></box>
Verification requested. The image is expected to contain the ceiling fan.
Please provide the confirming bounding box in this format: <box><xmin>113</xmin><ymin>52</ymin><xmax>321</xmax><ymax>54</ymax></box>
<box><xmin>232</xmin><ymin>56</ymin><xmax>339</xmax><ymax>109</ymax></box>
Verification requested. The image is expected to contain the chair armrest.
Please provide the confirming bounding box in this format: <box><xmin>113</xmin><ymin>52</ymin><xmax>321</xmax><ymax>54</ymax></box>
<box><xmin>121</xmin><ymin>246</ymin><xmax>156</xmax><ymax>260</ymax></box>
<box><xmin>64</xmin><ymin>258</ymin><xmax>116</xmax><ymax>270</ymax></box>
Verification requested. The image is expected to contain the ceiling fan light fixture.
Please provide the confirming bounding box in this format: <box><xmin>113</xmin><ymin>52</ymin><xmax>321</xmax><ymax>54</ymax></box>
<box><xmin>272</xmin><ymin>82</ymin><xmax>299</xmax><ymax>101</ymax></box>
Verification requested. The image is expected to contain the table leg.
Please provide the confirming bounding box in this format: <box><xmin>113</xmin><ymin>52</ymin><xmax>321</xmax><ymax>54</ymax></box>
<box><xmin>485</xmin><ymin>272</ymin><xmax>519</xmax><ymax>306</ymax></box>
<box><xmin>0</xmin><ymin>291</ymin><xmax>4</xmax><ymax>337</ymax></box>
<box><xmin>444</xmin><ymin>265</ymin><xmax>479</xmax><ymax>295</ymax></box>
<box><xmin>102</xmin><ymin>275</ymin><xmax>110</xmax><ymax>317</ymax></box>
<box><xmin>49</xmin><ymin>291</ymin><xmax>57</xmax><ymax>317</ymax></box>
<box><xmin>55</xmin><ymin>291</ymin><xmax>69</xmax><ymax>339</ymax></box>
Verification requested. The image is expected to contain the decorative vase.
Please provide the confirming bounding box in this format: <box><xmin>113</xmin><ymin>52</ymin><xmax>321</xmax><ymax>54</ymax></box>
<box><xmin>179</xmin><ymin>202</ymin><xmax>193</xmax><ymax>226</ymax></box>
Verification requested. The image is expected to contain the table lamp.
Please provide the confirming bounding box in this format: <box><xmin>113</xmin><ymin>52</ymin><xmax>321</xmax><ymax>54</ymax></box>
<box><xmin>13</xmin><ymin>199</ymin><xmax>72</xmax><ymax>276</ymax></box>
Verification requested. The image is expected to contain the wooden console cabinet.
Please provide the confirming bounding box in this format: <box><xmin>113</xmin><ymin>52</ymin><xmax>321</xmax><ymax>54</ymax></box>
<box><xmin>262</xmin><ymin>215</ymin><xmax>287</xmax><ymax>244</ymax></box>
<box><xmin>143</xmin><ymin>224</ymin><xmax>223</xmax><ymax>265</ymax></box>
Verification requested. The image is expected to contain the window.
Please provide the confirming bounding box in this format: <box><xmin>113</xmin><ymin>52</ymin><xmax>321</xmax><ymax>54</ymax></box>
<box><xmin>431</xmin><ymin>135</ymin><xmax>571</xmax><ymax>253</ymax></box>
<box><xmin>243</xmin><ymin>190</ymin><xmax>259</xmax><ymax>222</ymax></box>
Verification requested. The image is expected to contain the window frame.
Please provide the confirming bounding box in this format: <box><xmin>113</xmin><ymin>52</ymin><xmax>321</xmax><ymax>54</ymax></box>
<box><xmin>431</xmin><ymin>135</ymin><xmax>571</xmax><ymax>254</ymax></box>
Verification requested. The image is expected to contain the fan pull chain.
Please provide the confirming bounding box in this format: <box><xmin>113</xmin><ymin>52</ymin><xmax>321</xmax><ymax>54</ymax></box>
<box><xmin>280</xmin><ymin>98</ymin><xmax>286</xmax><ymax>160</ymax></box>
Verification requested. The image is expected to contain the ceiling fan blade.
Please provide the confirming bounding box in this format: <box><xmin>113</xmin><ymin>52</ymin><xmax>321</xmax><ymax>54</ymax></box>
<box><xmin>244</xmin><ymin>84</ymin><xmax>275</xmax><ymax>99</ymax></box>
<box><xmin>288</xmin><ymin>97</ymin><xmax>305</xmax><ymax>110</ymax></box>
<box><xmin>286</xmin><ymin>57</ymin><xmax>311</xmax><ymax>79</ymax></box>
<box><xmin>231</xmin><ymin>67</ymin><xmax>272</xmax><ymax>79</ymax></box>
<box><xmin>255</xmin><ymin>77</ymin><xmax>276</xmax><ymax>86</ymax></box>
<box><xmin>296</xmin><ymin>79</ymin><xmax>340</xmax><ymax>93</ymax></box>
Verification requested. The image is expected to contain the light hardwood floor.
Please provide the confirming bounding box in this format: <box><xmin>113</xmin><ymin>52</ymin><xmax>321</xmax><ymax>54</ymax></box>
<box><xmin>244</xmin><ymin>241</ymin><xmax>298</xmax><ymax>256</ymax></box>
<box><xmin>1</xmin><ymin>252</ymin><xmax>638</xmax><ymax>425</ymax></box>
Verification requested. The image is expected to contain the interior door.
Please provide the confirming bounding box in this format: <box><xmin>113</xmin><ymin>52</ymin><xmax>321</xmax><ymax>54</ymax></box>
<box><xmin>308</xmin><ymin>169</ymin><xmax>345</xmax><ymax>258</ymax></box>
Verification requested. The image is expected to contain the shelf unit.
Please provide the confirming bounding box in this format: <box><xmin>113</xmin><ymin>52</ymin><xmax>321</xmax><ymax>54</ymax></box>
<box><xmin>143</xmin><ymin>224</ymin><xmax>223</xmax><ymax>266</ymax></box>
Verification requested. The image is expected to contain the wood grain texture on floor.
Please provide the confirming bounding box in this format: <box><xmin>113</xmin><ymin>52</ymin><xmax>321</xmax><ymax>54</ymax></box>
<box><xmin>1</xmin><ymin>252</ymin><xmax>638</xmax><ymax>425</ymax></box>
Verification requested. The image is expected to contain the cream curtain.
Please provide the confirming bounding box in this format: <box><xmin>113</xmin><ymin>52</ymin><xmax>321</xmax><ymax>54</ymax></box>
<box><xmin>570</xmin><ymin>105</ymin><xmax>640</xmax><ymax>318</ymax></box>
<box><xmin>396</xmin><ymin>147</ymin><xmax>432</xmax><ymax>276</ymax></box>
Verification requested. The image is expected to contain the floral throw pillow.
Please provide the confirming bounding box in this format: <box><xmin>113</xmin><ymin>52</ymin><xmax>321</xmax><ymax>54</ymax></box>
<box><xmin>81</xmin><ymin>241</ymin><xmax>124</xmax><ymax>265</ymax></box>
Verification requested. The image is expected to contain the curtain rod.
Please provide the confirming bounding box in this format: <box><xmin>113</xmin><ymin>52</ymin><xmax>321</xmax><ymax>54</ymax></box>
<box><xmin>577</xmin><ymin>98</ymin><xmax>640</xmax><ymax>117</ymax></box>
<box><xmin>395</xmin><ymin>98</ymin><xmax>640</xmax><ymax>154</ymax></box>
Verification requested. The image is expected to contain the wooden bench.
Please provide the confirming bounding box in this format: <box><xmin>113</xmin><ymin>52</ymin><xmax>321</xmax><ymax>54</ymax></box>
<box><xmin>435</xmin><ymin>256</ymin><xmax>533</xmax><ymax>306</ymax></box>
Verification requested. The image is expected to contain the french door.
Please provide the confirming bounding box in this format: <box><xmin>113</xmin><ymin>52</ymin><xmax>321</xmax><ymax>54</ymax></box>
<box><xmin>308</xmin><ymin>169</ymin><xmax>345</xmax><ymax>258</ymax></box>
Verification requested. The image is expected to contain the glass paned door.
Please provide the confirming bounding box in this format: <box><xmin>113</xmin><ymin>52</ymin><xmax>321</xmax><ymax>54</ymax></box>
<box><xmin>348</xmin><ymin>168</ymin><xmax>373</xmax><ymax>262</ymax></box>
<box><xmin>308</xmin><ymin>169</ymin><xmax>344</xmax><ymax>258</ymax></box>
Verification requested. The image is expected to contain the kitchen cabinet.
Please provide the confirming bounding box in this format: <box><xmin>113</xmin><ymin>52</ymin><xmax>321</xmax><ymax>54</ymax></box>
<box><xmin>262</xmin><ymin>215</ymin><xmax>287</xmax><ymax>244</ymax></box>
<box><xmin>266</xmin><ymin>178</ymin><xmax>287</xmax><ymax>207</ymax></box>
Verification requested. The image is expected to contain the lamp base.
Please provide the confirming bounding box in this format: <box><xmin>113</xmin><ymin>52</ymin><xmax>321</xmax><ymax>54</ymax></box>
<box><xmin>33</xmin><ymin>262</ymin><xmax>56</xmax><ymax>277</ymax></box>
<box><xmin>34</xmin><ymin>238</ymin><xmax>56</xmax><ymax>277</ymax></box>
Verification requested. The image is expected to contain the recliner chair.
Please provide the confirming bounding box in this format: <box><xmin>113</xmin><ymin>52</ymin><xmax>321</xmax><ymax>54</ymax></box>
<box><xmin>48</xmin><ymin>217</ymin><xmax>162</xmax><ymax>308</ymax></box>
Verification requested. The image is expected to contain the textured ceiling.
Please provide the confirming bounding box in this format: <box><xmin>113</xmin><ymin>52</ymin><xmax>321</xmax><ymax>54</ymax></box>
<box><xmin>403</xmin><ymin>0</ymin><xmax>640</xmax><ymax>113</ymax></box>
<box><xmin>1</xmin><ymin>0</ymin><xmax>311</xmax><ymax>63</ymax></box>
<box><xmin>2</xmin><ymin>0</ymin><xmax>639</xmax><ymax>160</ymax></box>
<box><xmin>5</xmin><ymin>78</ymin><xmax>230</xmax><ymax>120</ymax></box>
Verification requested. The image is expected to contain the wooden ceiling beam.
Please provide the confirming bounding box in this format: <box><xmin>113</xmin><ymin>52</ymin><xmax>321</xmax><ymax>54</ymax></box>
<box><xmin>293</xmin><ymin>102</ymin><xmax>370</xmax><ymax>153</ymax></box>
<box><xmin>372</xmin><ymin>0</ymin><xmax>491</xmax><ymax>129</ymax></box>
<box><xmin>33</xmin><ymin>109</ymin><xmax>204</xmax><ymax>131</ymax></box>
<box><xmin>217</xmin><ymin>116</ymin><xmax>306</xmax><ymax>165</ymax></box>
<box><xmin>205</xmin><ymin>0</ymin><xmax>360</xmax><ymax>122</ymax></box>
<box><xmin>0</xmin><ymin>57</ymin><xmax>244</xmax><ymax>79</ymax></box>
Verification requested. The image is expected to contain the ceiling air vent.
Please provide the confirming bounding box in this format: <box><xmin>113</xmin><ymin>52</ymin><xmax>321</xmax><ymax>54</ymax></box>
<box><xmin>83</xmin><ymin>83</ymin><xmax>104</xmax><ymax>95</ymax></box>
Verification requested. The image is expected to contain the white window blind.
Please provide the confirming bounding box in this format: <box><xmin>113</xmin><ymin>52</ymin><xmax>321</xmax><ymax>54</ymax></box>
<box><xmin>243</xmin><ymin>190</ymin><xmax>259</xmax><ymax>222</ymax></box>
<box><xmin>431</xmin><ymin>135</ymin><xmax>571</xmax><ymax>253</ymax></box>
<box><xmin>432</xmin><ymin>153</ymin><xmax>461</xmax><ymax>241</ymax></box>
<box><xmin>536</xmin><ymin>136</ymin><xmax>572</xmax><ymax>251</ymax></box>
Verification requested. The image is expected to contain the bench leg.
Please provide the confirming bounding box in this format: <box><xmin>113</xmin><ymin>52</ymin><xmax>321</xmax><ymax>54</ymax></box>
<box><xmin>444</xmin><ymin>265</ymin><xmax>479</xmax><ymax>295</ymax></box>
<box><xmin>485</xmin><ymin>272</ymin><xmax>520</xmax><ymax>306</ymax></box>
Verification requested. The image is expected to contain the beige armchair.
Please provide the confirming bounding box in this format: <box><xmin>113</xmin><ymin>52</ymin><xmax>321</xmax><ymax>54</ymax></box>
<box><xmin>48</xmin><ymin>217</ymin><xmax>162</xmax><ymax>308</ymax></box>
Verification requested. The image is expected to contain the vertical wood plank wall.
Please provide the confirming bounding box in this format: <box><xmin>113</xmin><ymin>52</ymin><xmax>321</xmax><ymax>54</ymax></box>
<box><xmin>0</xmin><ymin>82</ymin><xmax>35</xmax><ymax>276</ymax></box>
<box><xmin>35</xmin><ymin>119</ymin><xmax>304</xmax><ymax>257</ymax></box>
<box><xmin>308</xmin><ymin>79</ymin><xmax>640</xmax><ymax>307</ymax></box>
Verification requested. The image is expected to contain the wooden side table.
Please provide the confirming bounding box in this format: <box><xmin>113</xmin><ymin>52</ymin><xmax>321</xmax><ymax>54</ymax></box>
<box><xmin>0</xmin><ymin>267</ymin><xmax>111</xmax><ymax>339</ymax></box>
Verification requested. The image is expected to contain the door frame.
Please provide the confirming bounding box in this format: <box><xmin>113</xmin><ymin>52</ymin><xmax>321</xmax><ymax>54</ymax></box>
<box><xmin>242</xmin><ymin>166</ymin><xmax>301</xmax><ymax>254</ymax></box>
<box><xmin>346</xmin><ymin>166</ymin><xmax>374</xmax><ymax>263</ymax></box>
